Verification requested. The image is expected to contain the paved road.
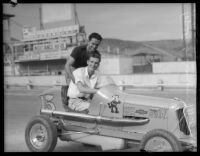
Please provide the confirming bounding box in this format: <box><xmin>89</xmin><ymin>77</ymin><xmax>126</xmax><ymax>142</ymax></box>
<box><xmin>4</xmin><ymin>87</ymin><xmax>196</xmax><ymax>152</ymax></box>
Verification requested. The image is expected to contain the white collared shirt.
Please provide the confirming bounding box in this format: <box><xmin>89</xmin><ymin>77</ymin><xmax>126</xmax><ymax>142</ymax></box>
<box><xmin>67</xmin><ymin>67</ymin><xmax>101</xmax><ymax>98</ymax></box>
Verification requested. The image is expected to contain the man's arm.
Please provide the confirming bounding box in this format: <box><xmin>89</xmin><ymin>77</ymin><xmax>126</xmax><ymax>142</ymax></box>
<box><xmin>65</xmin><ymin>56</ymin><xmax>75</xmax><ymax>83</ymax></box>
<box><xmin>94</xmin><ymin>75</ymin><xmax>102</xmax><ymax>89</ymax></box>
<box><xmin>77</xmin><ymin>81</ymin><xmax>98</xmax><ymax>94</ymax></box>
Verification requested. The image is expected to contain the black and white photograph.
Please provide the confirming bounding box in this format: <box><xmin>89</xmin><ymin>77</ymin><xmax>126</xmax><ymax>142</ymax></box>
<box><xmin>3</xmin><ymin>3</ymin><xmax>196</xmax><ymax>152</ymax></box>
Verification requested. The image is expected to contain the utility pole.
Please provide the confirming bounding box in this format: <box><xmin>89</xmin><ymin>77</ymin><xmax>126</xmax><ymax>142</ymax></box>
<box><xmin>191</xmin><ymin>3</ymin><xmax>195</xmax><ymax>60</ymax></box>
<box><xmin>3</xmin><ymin>11</ymin><xmax>16</xmax><ymax>75</ymax></box>
<box><xmin>181</xmin><ymin>3</ymin><xmax>187</xmax><ymax>61</ymax></box>
<box><xmin>74</xmin><ymin>4</ymin><xmax>80</xmax><ymax>26</ymax></box>
<box><xmin>39</xmin><ymin>4</ymin><xmax>44</xmax><ymax>30</ymax></box>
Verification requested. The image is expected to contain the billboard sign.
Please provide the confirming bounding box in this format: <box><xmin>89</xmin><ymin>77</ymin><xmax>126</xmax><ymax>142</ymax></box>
<box><xmin>22</xmin><ymin>27</ymin><xmax>36</xmax><ymax>40</ymax></box>
<box><xmin>40</xmin><ymin>52</ymin><xmax>62</xmax><ymax>60</ymax></box>
<box><xmin>41</xmin><ymin>4</ymin><xmax>73</xmax><ymax>24</ymax></box>
<box><xmin>17</xmin><ymin>53</ymin><xmax>40</xmax><ymax>61</ymax></box>
<box><xmin>15</xmin><ymin>48</ymin><xmax>73</xmax><ymax>62</ymax></box>
<box><xmin>22</xmin><ymin>25</ymin><xmax>79</xmax><ymax>41</ymax></box>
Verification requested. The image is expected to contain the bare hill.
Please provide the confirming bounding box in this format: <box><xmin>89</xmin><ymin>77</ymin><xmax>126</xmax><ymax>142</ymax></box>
<box><xmin>99</xmin><ymin>38</ymin><xmax>185</xmax><ymax>58</ymax></box>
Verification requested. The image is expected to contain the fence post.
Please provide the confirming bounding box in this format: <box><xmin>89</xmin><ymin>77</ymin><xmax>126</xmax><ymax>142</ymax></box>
<box><xmin>119</xmin><ymin>80</ymin><xmax>125</xmax><ymax>91</ymax></box>
<box><xmin>27</xmin><ymin>80</ymin><xmax>33</xmax><ymax>90</ymax></box>
<box><xmin>54</xmin><ymin>80</ymin><xmax>61</xmax><ymax>86</ymax></box>
<box><xmin>157</xmin><ymin>79</ymin><xmax>164</xmax><ymax>91</ymax></box>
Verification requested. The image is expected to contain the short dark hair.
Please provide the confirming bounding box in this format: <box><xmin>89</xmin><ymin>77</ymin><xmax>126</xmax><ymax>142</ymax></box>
<box><xmin>88</xmin><ymin>32</ymin><xmax>102</xmax><ymax>42</ymax></box>
<box><xmin>88</xmin><ymin>51</ymin><xmax>101</xmax><ymax>62</ymax></box>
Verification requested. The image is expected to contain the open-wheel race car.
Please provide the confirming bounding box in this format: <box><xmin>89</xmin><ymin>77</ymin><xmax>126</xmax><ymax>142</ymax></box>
<box><xmin>25</xmin><ymin>76</ymin><xmax>196</xmax><ymax>152</ymax></box>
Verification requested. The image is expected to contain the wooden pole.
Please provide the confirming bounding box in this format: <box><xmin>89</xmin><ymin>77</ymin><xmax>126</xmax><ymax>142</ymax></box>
<box><xmin>181</xmin><ymin>3</ymin><xmax>187</xmax><ymax>61</ymax></box>
<box><xmin>191</xmin><ymin>3</ymin><xmax>195</xmax><ymax>60</ymax></box>
<box><xmin>28</xmin><ymin>64</ymin><xmax>30</xmax><ymax>76</ymax></box>
<box><xmin>39</xmin><ymin>4</ymin><xmax>44</xmax><ymax>30</ymax></box>
<box><xmin>74</xmin><ymin>4</ymin><xmax>80</xmax><ymax>26</ymax></box>
<box><xmin>47</xmin><ymin>64</ymin><xmax>48</xmax><ymax>75</ymax></box>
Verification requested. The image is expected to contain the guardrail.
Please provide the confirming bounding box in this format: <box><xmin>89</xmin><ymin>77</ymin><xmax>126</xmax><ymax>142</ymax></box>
<box><xmin>4</xmin><ymin>74</ymin><xmax>196</xmax><ymax>91</ymax></box>
<box><xmin>118</xmin><ymin>83</ymin><xmax>195</xmax><ymax>91</ymax></box>
<box><xmin>5</xmin><ymin>82</ymin><xmax>195</xmax><ymax>91</ymax></box>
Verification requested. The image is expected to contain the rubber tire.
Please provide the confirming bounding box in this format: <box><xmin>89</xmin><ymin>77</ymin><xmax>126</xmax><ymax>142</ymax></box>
<box><xmin>139</xmin><ymin>129</ymin><xmax>183</xmax><ymax>152</ymax></box>
<box><xmin>25</xmin><ymin>115</ymin><xmax>58</xmax><ymax>152</ymax></box>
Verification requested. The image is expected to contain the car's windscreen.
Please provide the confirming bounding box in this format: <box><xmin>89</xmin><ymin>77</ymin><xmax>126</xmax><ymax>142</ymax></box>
<box><xmin>96</xmin><ymin>76</ymin><xmax>116</xmax><ymax>88</ymax></box>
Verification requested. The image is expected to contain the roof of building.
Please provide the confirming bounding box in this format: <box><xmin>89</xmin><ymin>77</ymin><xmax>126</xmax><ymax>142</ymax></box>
<box><xmin>3</xmin><ymin>13</ymin><xmax>15</xmax><ymax>20</ymax></box>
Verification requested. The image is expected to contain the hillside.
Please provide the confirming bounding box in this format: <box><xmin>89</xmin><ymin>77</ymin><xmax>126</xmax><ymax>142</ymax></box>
<box><xmin>142</xmin><ymin>39</ymin><xmax>185</xmax><ymax>58</ymax></box>
<box><xmin>99</xmin><ymin>38</ymin><xmax>185</xmax><ymax>58</ymax></box>
<box><xmin>142</xmin><ymin>39</ymin><xmax>184</xmax><ymax>51</ymax></box>
<box><xmin>100</xmin><ymin>38</ymin><xmax>145</xmax><ymax>50</ymax></box>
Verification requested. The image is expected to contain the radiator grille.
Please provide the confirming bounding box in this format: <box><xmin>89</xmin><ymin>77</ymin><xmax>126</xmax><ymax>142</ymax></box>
<box><xmin>176</xmin><ymin>108</ymin><xmax>190</xmax><ymax>135</ymax></box>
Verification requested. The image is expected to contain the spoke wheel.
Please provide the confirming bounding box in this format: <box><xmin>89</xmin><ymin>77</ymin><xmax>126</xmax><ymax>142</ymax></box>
<box><xmin>25</xmin><ymin>116</ymin><xmax>58</xmax><ymax>152</ymax></box>
<box><xmin>144</xmin><ymin>136</ymin><xmax>173</xmax><ymax>151</ymax></box>
<box><xmin>140</xmin><ymin>129</ymin><xmax>183</xmax><ymax>152</ymax></box>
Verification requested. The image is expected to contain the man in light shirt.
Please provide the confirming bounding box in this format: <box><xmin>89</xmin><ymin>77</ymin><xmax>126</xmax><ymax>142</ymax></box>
<box><xmin>61</xmin><ymin>33</ymin><xmax>102</xmax><ymax>106</ymax></box>
<box><xmin>66</xmin><ymin>51</ymin><xmax>101</xmax><ymax>113</ymax></box>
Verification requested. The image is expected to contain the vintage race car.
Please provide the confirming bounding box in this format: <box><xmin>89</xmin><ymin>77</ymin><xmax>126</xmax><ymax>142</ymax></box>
<box><xmin>25</xmin><ymin>76</ymin><xmax>196</xmax><ymax>152</ymax></box>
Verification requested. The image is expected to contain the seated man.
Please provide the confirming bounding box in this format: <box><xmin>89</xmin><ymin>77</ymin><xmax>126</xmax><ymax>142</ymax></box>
<box><xmin>66</xmin><ymin>52</ymin><xmax>101</xmax><ymax>113</ymax></box>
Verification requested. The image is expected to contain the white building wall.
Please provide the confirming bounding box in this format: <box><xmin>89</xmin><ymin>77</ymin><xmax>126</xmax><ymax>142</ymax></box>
<box><xmin>99</xmin><ymin>56</ymin><xmax>120</xmax><ymax>74</ymax></box>
<box><xmin>99</xmin><ymin>55</ymin><xmax>133</xmax><ymax>75</ymax></box>
<box><xmin>119</xmin><ymin>56</ymin><xmax>133</xmax><ymax>74</ymax></box>
<box><xmin>153</xmin><ymin>61</ymin><xmax>196</xmax><ymax>73</ymax></box>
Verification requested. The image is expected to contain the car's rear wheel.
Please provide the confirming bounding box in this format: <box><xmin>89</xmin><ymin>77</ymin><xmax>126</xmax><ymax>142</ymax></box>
<box><xmin>139</xmin><ymin>129</ymin><xmax>183</xmax><ymax>152</ymax></box>
<box><xmin>25</xmin><ymin>115</ymin><xmax>58</xmax><ymax>152</ymax></box>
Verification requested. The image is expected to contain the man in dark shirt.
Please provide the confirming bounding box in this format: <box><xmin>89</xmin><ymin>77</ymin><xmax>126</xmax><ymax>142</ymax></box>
<box><xmin>61</xmin><ymin>32</ymin><xmax>102</xmax><ymax>106</ymax></box>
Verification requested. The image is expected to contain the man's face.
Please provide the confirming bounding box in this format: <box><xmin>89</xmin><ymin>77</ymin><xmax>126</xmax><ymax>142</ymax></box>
<box><xmin>87</xmin><ymin>38</ymin><xmax>101</xmax><ymax>52</ymax></box>
<box><xmin>87</xmin><ymin>57</ymin><xmax>100</xmax><ymax>73</ymax></box>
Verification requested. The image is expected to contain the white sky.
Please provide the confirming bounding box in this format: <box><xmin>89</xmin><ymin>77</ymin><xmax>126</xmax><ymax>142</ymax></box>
<box><xmin>3</xmin><ymin>3</ymin><xmax>192</xmax><ymax>41</ymax></box>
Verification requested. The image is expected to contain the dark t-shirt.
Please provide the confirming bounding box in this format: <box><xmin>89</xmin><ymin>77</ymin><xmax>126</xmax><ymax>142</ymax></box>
<box><xmin>70</xmin><ymin>45</ymin><xmax>100</xmax><ymax>69</ymax></box>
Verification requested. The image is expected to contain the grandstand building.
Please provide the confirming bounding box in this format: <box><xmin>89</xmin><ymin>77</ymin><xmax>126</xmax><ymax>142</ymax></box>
<box><xmin>5</xmin><ymin>4</ymin><xmax>87</xmax><ymax>76</ymax></box>
<box><xmin>3</xmin><ymin>13</ymin><xmax>17</xmax><ymax>76</ymax></box>
<box><xmin>12</xmin><ymin>24</ymin><xmax>86</xmax><ymax>76</ymax></box>
<box><xmin>4</xmin><ymin>4</ymin><xmax>179</xmax><ymax>77</ymax></box>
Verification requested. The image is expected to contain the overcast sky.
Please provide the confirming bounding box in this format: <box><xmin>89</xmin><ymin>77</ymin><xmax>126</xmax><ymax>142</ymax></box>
<box><xmin>3</xmin><ymin>3</ymin><xmax>192</xmax><ymax>41</ymax></box>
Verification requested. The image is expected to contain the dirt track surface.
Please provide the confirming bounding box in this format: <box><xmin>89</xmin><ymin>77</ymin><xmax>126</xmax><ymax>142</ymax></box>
<box><xmin>4</xmin><ymin>88</ymin><xmax>103</xmax><ymax>152</ymax></box>
<box><xmin>4</xmin><ymin>87</ymin><xmax>196</xmax><ymax>152</ymax></box>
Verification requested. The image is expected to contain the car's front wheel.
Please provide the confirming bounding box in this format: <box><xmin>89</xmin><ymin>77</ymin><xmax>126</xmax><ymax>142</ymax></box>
<box><xmin>25</xmin><ymin>115</ymin><xmax>58</xmax><ymax>152</ymax></box>
<box><xmin>139</xmin><ymin>129</ymin><xmax>183</xmax><ymax>152</ymax></box>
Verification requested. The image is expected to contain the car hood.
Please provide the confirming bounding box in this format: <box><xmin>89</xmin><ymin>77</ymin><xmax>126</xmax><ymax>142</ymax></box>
<box><xmin>40</xmin><ymin>86</ymin><xmax>61</xmax><ymax>96</ymax></box>
<box><xmin>96</xmin><ymin>85</ymin><xmax>182</xmax><ymax>109</ymax></box>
